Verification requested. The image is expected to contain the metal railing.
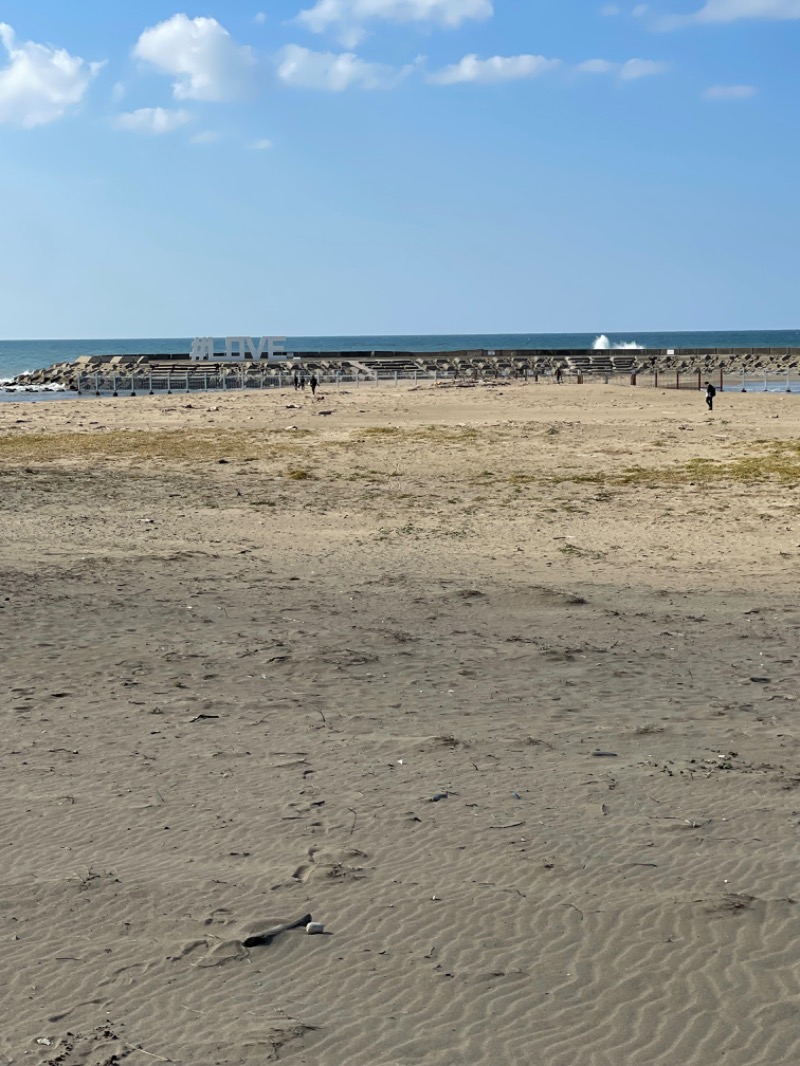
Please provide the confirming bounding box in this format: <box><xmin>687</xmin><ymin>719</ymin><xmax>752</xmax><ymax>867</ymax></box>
<box><xmin>60</xmin><ymin>364</ymin><xmax>800</xmax><ymax>397</ymax></box>
<box><xmin>634</xmin><ymin>368</ymin><xmax>800</xmax><ymax>393</ymax></box>
<box><xmin>69</xmin><ymin>364</ymin><xmax>615</xmax><ymax>396</ymax></box>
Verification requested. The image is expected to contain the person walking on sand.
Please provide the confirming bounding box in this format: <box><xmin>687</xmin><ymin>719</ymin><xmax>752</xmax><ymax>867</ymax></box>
<box><xmin>310</xmin><ymin>374</ymin><xmax>318</xmax><ymax>397</ymax></box>
<box><xmin>704</xmin><ymin>381</ymin><xmax>716</xmax><ymax>412</ymax></box>
<box><xmin>556</xmin><ymin>366</ymin><xmax>563</xmax><ymax>385</ymax></box>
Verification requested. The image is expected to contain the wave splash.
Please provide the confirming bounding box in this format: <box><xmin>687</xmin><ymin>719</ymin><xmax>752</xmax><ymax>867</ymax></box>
<box><xmin>593</xmin><ymin>335</ymin><xmax>644</xmax><ymax>351</ymax></box>
<box><xmin>1</xmin><ymin>381</ymin><xmax>68</xmax><ymax>392</ymax></box>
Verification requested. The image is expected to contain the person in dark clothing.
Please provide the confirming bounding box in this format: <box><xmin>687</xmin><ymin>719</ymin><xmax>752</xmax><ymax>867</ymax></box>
<box><xmin>293</xmin><ymin>373</ymin><xmax>299</xmax><ymax>390</ymax></box>
<box><xmin>310</xmin><ymin>375</ymin><xmax>318</xmax><ymax>396</ymax></box>
<box><xmin>555</xmin><ymin>366</ymin><xmax>563</xmax><ymax>384</ymax></box>
<box><xmin>300</xmin><ymin>375</ymin><xmax>306</xmax><ymax>390</ymax></box>
<box><xmin>705</xmin><ymin>381</ymin><xmax>716</xmax><ymax>411</ymax></box>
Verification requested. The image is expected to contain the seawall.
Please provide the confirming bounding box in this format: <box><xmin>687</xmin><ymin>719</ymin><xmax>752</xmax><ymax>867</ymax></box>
<box><xmin>8</xmin><ymin>346</ymin><xmax>800</xmax><ymax>392</ymax></box>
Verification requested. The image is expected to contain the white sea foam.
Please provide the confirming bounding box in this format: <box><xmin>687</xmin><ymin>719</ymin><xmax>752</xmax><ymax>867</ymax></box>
<box><xmin>593</xmin><ymin>334</ymin><xmax>644</xmax><ymax>350</ymax></box>
<box><xmin>0</xmin><ymin>382</ymin><xmax>68</xmax><ymax>392</ymax></box>
<box><xmin>1</xmin><ymin>370</ymin><xmax>34</xmax><ymax>385</ymax></box>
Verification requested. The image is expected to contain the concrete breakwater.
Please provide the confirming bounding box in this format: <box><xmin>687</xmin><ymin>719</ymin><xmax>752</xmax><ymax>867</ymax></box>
<box><xmin>8</xmin><ymin>346</ymin><xmax>800</xmax><ymax>392</ymax></box>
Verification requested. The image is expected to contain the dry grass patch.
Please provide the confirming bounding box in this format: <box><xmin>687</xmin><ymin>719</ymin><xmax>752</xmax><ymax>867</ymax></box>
<box><xmin>4</xmin><ymin>425</ymin><xmax>799</xmax><ymax>492</ymax></box>
<box><xmin>611</xmin><ymin>444</ymin><xmax>800</xmax><ymax>487</ymax></box>
<box><xmin>0</xmin><ymin>429</ymin><xmax>310</xmax><ymax>464</ymax></box>
<box><xmin>350</xmin><ymin>425</ymin><xmax>482</xmax><ymax>447</ymax></box>
<box><xmin>546</xmin><ymin>441</ymin><xmax>800</xmax><ymax>488</ymax></box>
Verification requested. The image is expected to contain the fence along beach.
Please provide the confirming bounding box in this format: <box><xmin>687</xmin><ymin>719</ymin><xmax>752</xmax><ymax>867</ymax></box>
<box><xmin>2</xmin><ymin>380</ymin><xmax>800</xmax><ymax>1065</ymax></box>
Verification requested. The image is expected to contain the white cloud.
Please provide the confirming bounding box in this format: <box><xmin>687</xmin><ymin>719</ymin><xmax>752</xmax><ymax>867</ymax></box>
<box><xmin>578</xmin><ymin>58</ymin><xmax>617</xmax><ymax>74</ymax></box>
<box><xmin>704</xmin><ymin>83</ymin><xmax>758</xmax><ymax>98</ymax></box>
<box><xmin>255</xmin><ymin>11</ymin><xmax>268</xmax><ymax>24</ymax></box>
<box><xmin>619</xmin><ymin>58</ymin><xmax>669</xmax><ymax>79</ymax></box>
<box><xmin>661</xmin><ymin>0</ymin><xmax>800</xmax><ymax>28</ymax></box>
<box><xmin>190</xmin><ymin>129</ymin><xmax>222</xmax><ymax>143</ymax></box>
<box><xmin>297</xmin><ymin>0</ymin><xmax>493</xmax><ymax>46</ymax></box>
<box><xmin>249</xmin><ymin>137</ymin><xmax>273</xmax><ymax>149</ymax></box>
<box><xmin>632</xmin><ymin>3</ymin><xmax>649</xmax><ymax>15</ymax></box>
<box><xmin>693</xmin><ymin>0</ymin><xmax>800</xmax><ymax>20</ymax></box>
<box><xmin>111</xmin><ymin>81</ymin><xmax>126</xmax><ymax>103</ymax></box>
<box><xmin>601</xmin><ymin>4</ymin><xmax>621</xmax><ymax>13</ymax></box>
<box><xmin>428</xmin><ymin>53</ymin><xmax>666</xmax><ymax>87</ymax></box>
<box><xmin>277</xmin><ymin>44</ymin><xmax>411</xmax><ymax>89</ymax></box>
<box><xmin>0</xmin><ymin>23</ymin><xmax>102</xmax><ymax>128</ymax></box>
<box><xmin>114</xmin><ymin>107</ymin><xmax>191</xmax><ymax>134</ymax></box>
<box><xmin>429</xmin><ymin>53</ymin><xmax>559</xmax><ymax>85</ymax></box>
<box><xmin>133</xmin><ymin>15</ymin><xmax>255</xmax><ymax>101</ymax></box>
<box><xmin>577</xmin><ymin>57</ymin><xmax>668</xmax><ymax>80</ymax></box>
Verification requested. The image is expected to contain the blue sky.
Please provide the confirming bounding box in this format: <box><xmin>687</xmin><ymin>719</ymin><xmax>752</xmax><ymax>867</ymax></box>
<box><xmin>0</xmin><ymin>0</ymin><xmax>797</xmax><ymax>338</ymax></box>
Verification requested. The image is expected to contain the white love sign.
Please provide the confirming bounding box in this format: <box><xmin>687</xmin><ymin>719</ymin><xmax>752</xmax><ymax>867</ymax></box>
<box><xmin>190</xmin><ymin>337</ymin><xmax>287</xmax><ymax>361</ymax></box>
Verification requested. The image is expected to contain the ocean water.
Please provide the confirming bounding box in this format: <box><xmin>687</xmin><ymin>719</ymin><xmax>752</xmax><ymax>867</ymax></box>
<box><xmin>2</xmin><ymin>330</ymin><xmax>800</xmax><ymax>401</ymax></box>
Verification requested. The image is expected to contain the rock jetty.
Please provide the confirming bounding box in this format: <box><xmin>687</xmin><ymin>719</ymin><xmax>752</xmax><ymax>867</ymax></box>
<box><xmin>6</xmin><ymin>346</ymin><xmax>800</xmax><ymax>393</ymax></box>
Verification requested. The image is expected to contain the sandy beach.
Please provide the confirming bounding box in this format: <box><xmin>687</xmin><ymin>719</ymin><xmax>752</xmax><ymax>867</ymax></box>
<box><xmin>2</xmin><ymin>380</ymin><xmax>800</xmax><ymax>1066</ymax></box>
